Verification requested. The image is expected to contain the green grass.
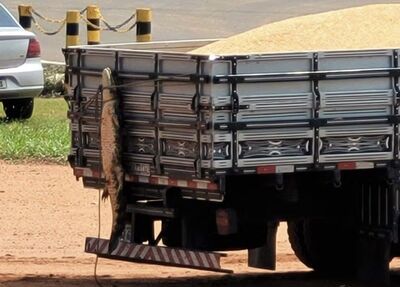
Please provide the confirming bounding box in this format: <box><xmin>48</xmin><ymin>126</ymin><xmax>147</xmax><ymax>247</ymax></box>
<box><xmin>0</xmin><ymin>98</ymin><xmax>70</xmax><ymax>163</ymax></box>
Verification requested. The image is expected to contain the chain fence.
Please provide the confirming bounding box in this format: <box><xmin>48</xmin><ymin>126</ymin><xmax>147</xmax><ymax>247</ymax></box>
<box><xmin>31</xmin><ymin>8</ymin><xmax>65</xmax><ymax>24</ymax></box>
<box><xmin>26</xmin><ymin>6</ymin><xmax>137</xmax><ymax>35</ymax></box>
<box><xmin>101</xmin><ymin>13</ymin><xmax>136</xmax><ymax>32</ymax></box>
<box><xmin>30</xmin><ymin>8</ymin><xmax>66</xmax><ymax>36</ymax></box>
<box><xmin>80</xmin><ymin>13</ymin><xmax>137</xmax><ymax>33</ymax></box>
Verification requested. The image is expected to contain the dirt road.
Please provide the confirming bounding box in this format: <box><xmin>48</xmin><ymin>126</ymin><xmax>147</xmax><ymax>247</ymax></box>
<box><xmin>1</xmin><ymin>161</ymin><xmax>400</xmax><ymax>287</ymax></box>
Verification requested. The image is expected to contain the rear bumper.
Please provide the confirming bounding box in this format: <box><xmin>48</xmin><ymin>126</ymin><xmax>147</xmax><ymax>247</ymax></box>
<box><xmin>0</xmin><ymin>58</ymin><xmax>44</xmax><ymax>100</ymax></box>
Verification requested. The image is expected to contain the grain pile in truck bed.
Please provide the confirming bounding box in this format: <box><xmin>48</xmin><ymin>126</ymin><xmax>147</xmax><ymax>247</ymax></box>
<box><xmin>190</xmin><ymin>4</ymin><xmax>400</xmax><ymax>55</ymax></box>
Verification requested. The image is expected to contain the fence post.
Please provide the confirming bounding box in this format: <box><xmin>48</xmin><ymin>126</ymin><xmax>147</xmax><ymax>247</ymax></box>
<box><xmin>136</xmin><ymin>8</ymin><xmax>151</xmax><ymax>42</ymax></box>
<box><xmin>86</xmin><ymin>5</ymin><xmax>101</xmax><ymax>45</ymax></box>
<box><xmin>18</xmin><ymin>4</ymin><xmax>32</xmax><ymax>30</ymax></box>
<box><xmin>66</xmin><ymin>10</ymin><xmax>80</xmax><ymax>47</ymax></box>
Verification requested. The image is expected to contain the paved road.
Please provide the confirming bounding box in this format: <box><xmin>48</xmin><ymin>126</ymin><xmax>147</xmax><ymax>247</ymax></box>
<box><xmin>2</xmin><ymin>0</ymin><xmax>400</xmax><ymax>60</ymax></box>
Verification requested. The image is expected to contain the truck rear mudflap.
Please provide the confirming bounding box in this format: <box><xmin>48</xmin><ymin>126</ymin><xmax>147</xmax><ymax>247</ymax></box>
<box><xmin>85</xmin><ymin>237</ymin><xmax>233</xmax><ymax>273</ymax></box>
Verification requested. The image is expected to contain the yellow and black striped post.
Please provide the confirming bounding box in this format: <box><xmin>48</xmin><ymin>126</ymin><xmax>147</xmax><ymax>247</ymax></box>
<box><xmin>18</xmin><ymin>5</ymin><xmax>32</xmax><ymax>30</ymax></box>
<box><xmin>86</xmin><ymin>5</ymin><xmax>101</xmax><ymax>45</ymax></box>
<box><xmin>66</xmin><ymin>10</ymin><xmax>80</xmax><ymax>47</ymax></box>
<box><xmin>136</xmin><ymin>8</ymin><xmax>151</xmax><ymax>42</ymax></box>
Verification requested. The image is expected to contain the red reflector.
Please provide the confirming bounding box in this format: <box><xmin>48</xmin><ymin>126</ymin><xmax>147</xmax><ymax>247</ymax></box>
<box><xmin>256</xmin><ymin>165</ymin><xmax>276</xmax><ymax>174</ymax></box>
<box><xmin>73</xmin><ymin>168</ymin><xmax>83</xmax><ymax>177</ymax></box>
<box><xmin>92</xmin><ymin>170</ymin><xmax>101</xmax><ymax>178</ymax></box>
<box><xmin>337</xmin><ymin>162</ymin><xmax>356</xmax><ymax>170</ymax></box>
<box><xmin>168</xmin><ymin>179</ymin><xmax>178</xmax><ymax>186</ymax></box>
<box><xmin>187</xmin><ymin>181</ymin><xmax>198</xmax><ymax>189</ymax></box>
<box><xmin>207</xmin><ymin>183</ymin><xmax>219</xmax><ymax>191</ymax></box>
<box><xmin>149</xmin><ymin>177</ymin><xmax>158</xmax><ymax>185</ymax></box>
<box><xmin>216</xmin><ymin>209</ymin><xmax>238</xmax><ymax>236</ymax></box>
<box><xmin>27</xmin><ymin>38</ymin><xmax>41</xmax><ymax>58</ymax></box>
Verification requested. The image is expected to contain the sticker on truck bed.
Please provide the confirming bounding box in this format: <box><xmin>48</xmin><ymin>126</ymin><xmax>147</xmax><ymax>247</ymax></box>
<box><xmin>132</xmin><ymin>163</ymin><xmax>151</xmax><ymax>176</ymax></box>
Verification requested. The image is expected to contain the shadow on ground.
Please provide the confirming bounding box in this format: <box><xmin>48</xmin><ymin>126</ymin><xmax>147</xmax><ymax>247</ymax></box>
<box><xmin>3</xmin><ymin>271</ymin><xmax>400</xmax><ymax>287</ymax></box>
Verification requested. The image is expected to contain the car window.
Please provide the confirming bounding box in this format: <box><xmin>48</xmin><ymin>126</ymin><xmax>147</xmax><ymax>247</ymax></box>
<box><xmin>0</xmin><ymin>6</ymin><xmax>19</xmax><ymax>27</ymax></box>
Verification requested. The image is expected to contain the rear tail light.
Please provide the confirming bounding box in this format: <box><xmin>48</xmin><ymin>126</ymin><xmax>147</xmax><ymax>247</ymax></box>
<box><xmin>27</xmin><ymin>38</ymin><xmax>41</xmax><ymax>58</ymax></box>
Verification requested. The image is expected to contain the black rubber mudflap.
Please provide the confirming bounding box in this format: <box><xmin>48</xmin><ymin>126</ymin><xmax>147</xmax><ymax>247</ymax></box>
<box><xmin>357</xmin><ymin>234</ymin><xmax>391</xmax><ymax>286</ymax></box>
<box><xmin>248</xmin><ymin>221</ymin><xmax>279</xmax><ymax>270</ymax></box>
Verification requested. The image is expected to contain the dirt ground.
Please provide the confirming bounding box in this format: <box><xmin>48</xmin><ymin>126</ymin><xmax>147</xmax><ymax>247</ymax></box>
<box><xmin>1</xmin><ymin>161</ymin><xmax>400</xmax><ymax>287</ymax></box>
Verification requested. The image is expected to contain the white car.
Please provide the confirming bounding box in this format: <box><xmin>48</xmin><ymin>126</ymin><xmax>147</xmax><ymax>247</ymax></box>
<box><xmin>0</xmin><ymin>3</ymin><xmax>43</xmax><ymax>119</ymax></box>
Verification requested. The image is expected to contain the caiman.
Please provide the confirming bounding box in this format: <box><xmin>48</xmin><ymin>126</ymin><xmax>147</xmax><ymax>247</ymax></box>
<box><xmin>100</xmin><ymin>67</ymin><xmax>126</xmax><ymax>253</ymax></box>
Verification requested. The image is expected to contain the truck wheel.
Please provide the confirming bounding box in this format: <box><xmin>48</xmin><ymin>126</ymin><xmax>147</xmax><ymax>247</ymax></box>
<box><xmin>287</xmin><ymin>218</ymin><xmax>356</xmax><ymax>274</ymax></box>
<box><xmin>287</xmin><ymin>220</ymin><xmax>313</xmax><ymax>268</ymax></box>
<box><xmin>3</xmin><ymin>98</ymin><xmax>34</xmax><ymax>120</ymax></box>
<box><xmin>162</xmin><ymin>219</ymin><xmax>182</xmax><ymax>247</ymax></box>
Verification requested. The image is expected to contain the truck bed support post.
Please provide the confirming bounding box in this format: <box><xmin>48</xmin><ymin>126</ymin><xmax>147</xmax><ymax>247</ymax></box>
<box><xmin>356</xmin><ymin>168</ymin><xmax>400</xmax><ymax>286</ymax></box>
<box><xmin>248</xmin><ymin>221</ymin><xmax>279</xmax><ymax>270</ymax></box>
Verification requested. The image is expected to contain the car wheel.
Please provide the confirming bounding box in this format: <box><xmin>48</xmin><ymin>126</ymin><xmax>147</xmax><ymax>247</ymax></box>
<box><xmin>3</xmin><ymin>98</ymin><xmax>34</xmax><ymax>120</ymax></box>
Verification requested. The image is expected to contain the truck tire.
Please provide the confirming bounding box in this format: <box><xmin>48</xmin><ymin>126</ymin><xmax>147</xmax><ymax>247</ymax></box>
<box><xmin>287</xmin><ymin>220</ymin><xmax>313</xmax><ymax>268</ymax></box>
<box><xmin>287</xmin><ymin>218</ymin><xmax>356</xmax><ymax>274</ymax></box>
<box><xmin>3</xmin><ymin>98</ymin><xmax>34</xmax><ymax>120</ymax></box>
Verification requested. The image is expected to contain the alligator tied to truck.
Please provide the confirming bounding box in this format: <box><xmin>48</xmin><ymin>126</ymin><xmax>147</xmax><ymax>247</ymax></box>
<box><xmin>64</xmin><ymin>38</ymin><xmax>400</xmax><ymax>285</ymax></box>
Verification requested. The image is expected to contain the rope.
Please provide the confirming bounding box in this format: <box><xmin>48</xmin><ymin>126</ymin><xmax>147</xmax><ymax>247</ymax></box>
<box><xmin>94</xmin><ymin>190</ymin><xmax>105</xmax><ymax>287</ymax></box>
<box><xmin>94</xmin><ymin>85</ymin><xmax>105</xmax><ymax>287</ymax></box>
<box><xmin>31</xmin><ymin>15</ymin><xmax>66</xmax><ymax>36</ymax></box>
<box><xmin>31</xmin><ymin>8</ymin><xmax>66</xmax><ymax>24</ymax></box>
<box><xmin>77</xmin><ymin>77</ymin><xmax>185</xmax><ymax>285</ymax></box>
<box><xmin>77</xmin><ymin>76</ymin><xmax>192</xmax><ymax>114</ymax></box>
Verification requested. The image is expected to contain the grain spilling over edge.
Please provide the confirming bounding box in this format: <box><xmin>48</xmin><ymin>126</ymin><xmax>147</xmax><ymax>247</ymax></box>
<box><xmin>189</xmin><ymin>4</ymin><xmax>400</xmax><ymax>55</ymax></box>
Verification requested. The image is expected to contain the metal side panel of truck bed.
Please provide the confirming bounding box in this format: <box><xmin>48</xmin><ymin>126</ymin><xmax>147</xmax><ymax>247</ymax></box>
<box><xmin>64</xmin><ymin>39</ymin><xmax>400</xmax><ymax>199</ymax></box>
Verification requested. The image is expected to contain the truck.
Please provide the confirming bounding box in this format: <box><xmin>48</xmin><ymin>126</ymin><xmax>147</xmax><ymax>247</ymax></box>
<box><xmin>64</xmin><ymin>39</ymin><xmax>400</xmax><ymax>285</ymax></box>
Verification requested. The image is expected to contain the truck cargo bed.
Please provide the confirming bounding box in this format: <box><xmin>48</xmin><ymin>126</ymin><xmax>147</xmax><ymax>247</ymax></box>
<box><xmin>64</xmin><ymin>39</ymin><xmax>400</xmax><ymax>198</ymax></box>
